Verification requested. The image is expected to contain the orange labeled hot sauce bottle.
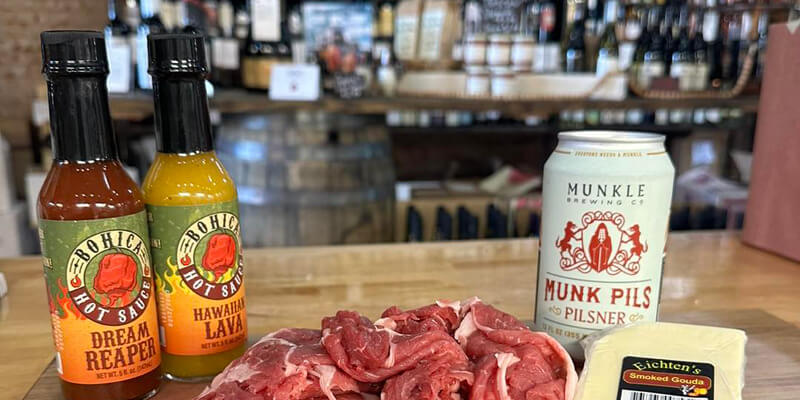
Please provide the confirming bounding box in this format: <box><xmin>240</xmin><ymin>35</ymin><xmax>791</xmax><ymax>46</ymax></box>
<box><xmin>37</xmin><ymin>31</ymin><xmax>161</xmax><ymax>400</ymax></box>
<box><xmin>142</xmin><ymin>33</ymin><xmax>247</xmax><ymax>380</ymax></box>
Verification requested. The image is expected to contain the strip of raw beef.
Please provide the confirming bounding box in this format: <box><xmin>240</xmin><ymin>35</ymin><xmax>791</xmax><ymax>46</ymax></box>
<box><xmin>379</xmin><ymin>300</ymin><xmax>462</xmax><ymax>335</ymax></box>
<box><xmin>381</xmin><ymin>357</ymin><xmax>473</xmax><ymax>400</ymax></box>
<box><xmin>196</xmin><ymin>328</ymin><xmax>371</xmax><ymax>400</ymax></box>
<box><xmin>321</xmin><ymin>310</ymin><xmax>468</xmax><ymax>383</ymax></box>
<box><xmin>454</xmin><ymin>299</ymin><xmax>577</xmax><ymax>400</ymax></box>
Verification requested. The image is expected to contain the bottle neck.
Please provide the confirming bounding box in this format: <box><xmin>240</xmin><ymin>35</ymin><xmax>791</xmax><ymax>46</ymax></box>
<box><xmin>108</xmin><ymin>0</ymin><xmax>118</xmax><ymax>21</ymax></box>
<box><xmin>153</xmin><ymin>74</ymin><xmax>213</xmax><ymax>154</ymax></box>
<box><xmin>141</xmin><ymin>0</ymin><xmax>161</xmax><ymax>19</ymax></box>
<box><xmin>47</xmin><ymin>75</ymin><xmax>118</xmax><ymax>162</ymax></box>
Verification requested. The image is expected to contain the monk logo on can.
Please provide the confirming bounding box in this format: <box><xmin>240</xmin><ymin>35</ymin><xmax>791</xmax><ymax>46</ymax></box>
<box><xmin>556</xmin><ymin>211</ymin><xmax>648</xmax><ymax>275</ymax></box>
<box><xmin>176</xmin><ymin>212</ymin><xmax>244</xmax><ymax>300</ymax></box>
<box><xmin>65</xmin><ymin>230</ymin><xmax>152</xmax><ymax>326</ymax></box>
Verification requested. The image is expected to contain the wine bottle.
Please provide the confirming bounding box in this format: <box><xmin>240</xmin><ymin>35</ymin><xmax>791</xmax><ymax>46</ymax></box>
<box><xmin>622</xmin><ymin>7</ymin><xmax>645</xmax><ymax>72</ymax></box>
<box><xmin>527</xmin><ymin>213</ymin><xmax>541</xmax><ymax>237</ymax></box>
<box><xmin>407</xmin><ymin>206</ymin><xmax>423</xmax><ymax>242</ymax></box>
<box><xmin>755</xmin><ymin>11</ymin><xmax>769</xmax><ymax>79</ymax></box>
<box><xmin>564</xmin><ymin>2</ymin><xmax>587</xmax><ymax>73</ymax></box>
<box><xmin>737</xmin><ymin>9</ymin><xmax>754</xmax><ymax>80</ymax></box>
<box><xmin>242</xmin><ymin>0</ymin><xmax>287</xmax><ymax>91</ymax></box>
<box><xmin>721</xmin><ymin>12</ymin><xmax>741</xmax><ymax>89</ymax></box>
<box><xmin>105</xmin><ymin>0</ymin><xmax>134</xmax><ymax>93</ymax></box>
<box><xmin>434</xmin><ymin>207</ymin><xmax>453</xmax><ymax>241</ymax></box>
<box><xmin>692</xmin><ymin>10</ymin><xmax>710</xmax><ymax>90</ymax></box>
<box><xmin>521</xmin><ymin>0</ymin><xmax>541</xmax><ymax>38</ymax></box>
<box><xmin>211</xmin><ymin>0</ymin><xmax>241</xmax><ymax>87</ymax></box>
<box><xmin>586</xmin><ymin>0</ymin><xmax>601</xmax><ymax>36</ymax></box>
<box><xmin>596</xmin><ymin>0</ymin><xmax>620</xmax><ymax>76</ymax></box>
<box><xmin>638</xmin><ymin>6</ymin><xmax>666</xmax><ymax>89</ymax></box>
<box><xmin>662</xmin><ymin>1</ymin><xmax>678</xmax><ymax>74</ymax></box>
<box><xmin>670</xmin><ymin>4</ymin><xmax>694</xmax><ymax>91</ymax></box>
<box><xmin>584</xmin><ymin>0</ymin><xmax>602</xmax><ymax>70</ymax></box>
<box><xmin>703</xmin><ymin>0</ymin><xmax>723</xmax><ymax>88</ymax></box>
<box><xmin>136</xmin><ymin>0</ymin><xmax>165</xmax><ymax>90</ymax></box>
<box><xmin>288</xmin><ymin>6</ymin><xmax>306</xmax><ymax>63</ymax></box>
<box><xmin>537</xmin><ymin>0</ymin><xmax>560</xmax><ymax>72</ymax></box>
<box><xmin>160</xmin><ymin>0</ymin><xmax>178</xmax><ymax>33</ymax></box>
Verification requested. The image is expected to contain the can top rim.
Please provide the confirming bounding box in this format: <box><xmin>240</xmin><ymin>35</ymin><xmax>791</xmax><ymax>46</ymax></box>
<box><xmin>558</xmin><ymin>130</ymin><xmax>666</xmax><ymax>143</ymax></box>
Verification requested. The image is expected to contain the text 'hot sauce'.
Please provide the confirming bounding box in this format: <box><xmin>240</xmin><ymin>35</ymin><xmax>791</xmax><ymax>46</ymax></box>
<box><xmin>142</xmin><ymin>33</ymin><xmax>247</xmax><ymax>380</ymax></box>
<box><xmin>37</xmin><ymin>31</ymin><xmax>161</xmax><ymax>400</ymax></box>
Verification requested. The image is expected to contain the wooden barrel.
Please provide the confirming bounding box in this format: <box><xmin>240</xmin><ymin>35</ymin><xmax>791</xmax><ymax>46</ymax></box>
<box><xmin>217</xmin><ymin>112</ymin><xmax>396</xmax><ymax>247</ymax></box>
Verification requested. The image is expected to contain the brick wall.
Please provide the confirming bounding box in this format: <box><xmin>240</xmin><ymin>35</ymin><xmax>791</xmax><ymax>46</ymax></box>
<box><xmin>0</xmin><ymin>0</ymin><xmax>106</xmax><ymax>196</ymax></box>
<box><xmin>0</xmin><ymin>0</ymin><xmax>107</xmax><ymax>147</ymax></box>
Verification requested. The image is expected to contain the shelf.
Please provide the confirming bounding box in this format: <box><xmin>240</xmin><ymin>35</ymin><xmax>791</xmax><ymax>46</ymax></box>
<box><xmin>389</xmin><ymin>123</ymin><xmax>743</xmax><ymax>136</ymax></box>
<box><xmin>108</xmin><ymin>90</ymin><xmax>761</xmax><ymax>121</ymax></box>
<box><xmin>622</xmin><ymin>2</ymin><xmax>792</xmax><ymax>12</ymax></box>
<box><xmin>389</xmin><ymin>125</ymin><xmax>554</xmax><ymax>136</ymax></box>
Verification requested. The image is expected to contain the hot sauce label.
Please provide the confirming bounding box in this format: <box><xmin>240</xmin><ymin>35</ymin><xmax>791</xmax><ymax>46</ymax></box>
<box><xmin>39</xmin><ymin>211</ymin><xmax>161</xmax><ymax>385</ymax></box>
<box><xmin>147</xmin><ymin>200</ymin><xmax>247</xmax><ymax>356</ymax></box>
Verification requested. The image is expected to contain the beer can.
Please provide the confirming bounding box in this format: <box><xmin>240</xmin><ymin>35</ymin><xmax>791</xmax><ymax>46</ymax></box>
<box><xmin>535</xmin><ymin>131</ymin><xmax>675</xmax><ymax>359</ymax></box>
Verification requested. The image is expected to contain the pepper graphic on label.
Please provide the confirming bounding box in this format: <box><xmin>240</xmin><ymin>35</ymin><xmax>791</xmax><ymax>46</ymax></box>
<box><xmin>94</xmin><ymin>253</ymin><xmax>138</xmax><ymax>303</ymax></box>
<box><xmin>201</xmin><ymin>233</ymin><xmax>236</xmax><ymax>279</ymax></box>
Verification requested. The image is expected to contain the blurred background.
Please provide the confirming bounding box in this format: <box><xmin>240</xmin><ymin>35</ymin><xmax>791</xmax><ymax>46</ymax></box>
<box><xmin>0</xmin><ymin>0</ymin><xmax>785</xmax><ymax>253</ymax></box>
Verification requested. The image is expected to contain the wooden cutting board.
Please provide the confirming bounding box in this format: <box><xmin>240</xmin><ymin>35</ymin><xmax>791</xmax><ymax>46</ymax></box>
<box><xmin>23</xmin><ymin>309</ymin><xmax>800</xmax><ymax>399</ymax></box>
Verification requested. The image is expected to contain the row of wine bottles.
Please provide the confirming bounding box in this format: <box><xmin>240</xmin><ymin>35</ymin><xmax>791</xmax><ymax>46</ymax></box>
<box><xmin>406</xmin><ymin>205</ymin><xmax>541</xmax><ymax>242</ymax></box>
<box><xmin>104</xmin><ymin>0</ymin><xmax>776</xmax><ymax>95</ymax></box>
<box><xmin>556</xmin><ymin>0</ymin><xmax>771</xmax><ymax>88</ymax></box>
<box><xmin>105</xmin><ymin>0</ymin><xmax>299</xmax><ymax>93</ymax></box>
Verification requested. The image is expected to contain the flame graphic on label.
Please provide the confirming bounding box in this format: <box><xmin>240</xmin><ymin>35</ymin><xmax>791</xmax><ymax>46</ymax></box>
<box><xmin>156</xmin><ymin>256</ymin><xmax>193</xmax><ymax>295</ymax></box>
<box><xmin>56</xmin><ymin>278</ymin><xmax>85</xmax><ymax>320</ymax></box>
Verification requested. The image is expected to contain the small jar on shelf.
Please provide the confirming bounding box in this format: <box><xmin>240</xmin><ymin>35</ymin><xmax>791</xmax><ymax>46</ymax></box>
<box><xmin>487</xmin><ymin>34</ymin><xmax>512</xmax><ymax>66</ymax></box>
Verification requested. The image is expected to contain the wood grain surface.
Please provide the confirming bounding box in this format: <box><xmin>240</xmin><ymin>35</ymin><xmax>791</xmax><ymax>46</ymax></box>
<box><xmin>3</xmin><ymin>231</ymin><xmax>800</xmax><ymax>400</ymax></box>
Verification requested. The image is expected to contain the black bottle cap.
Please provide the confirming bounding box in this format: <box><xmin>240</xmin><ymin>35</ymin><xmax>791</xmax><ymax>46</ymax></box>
<box><xmin>147</xmin><ymin>33</ymin><xmax>208</xmax><ymax>75</ymax></box>
<box><xmin>41</xmin><ymin>30</ymin><xmax>108</xmax><ymax>75</ymax></box>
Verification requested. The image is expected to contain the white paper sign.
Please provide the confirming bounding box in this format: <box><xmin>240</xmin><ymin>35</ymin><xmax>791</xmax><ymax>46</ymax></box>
<box><xmin>211</xmin><ymin>38</ymin><xmax>240</xmax><ymax>70</ymax></box>
<box><xmin>269</xmin><ymin>64</ymin><xmax>321</xmax><ymax>101</ymax></box>
<box><xmin>251</xmin><ymin>0</ymin><xmax>281</xmax><ymax>42</ymax></box>
<box><xmin>107</xmin><ymin>37</ymin><xmax>132</xmax><ymax>93</ymax></box>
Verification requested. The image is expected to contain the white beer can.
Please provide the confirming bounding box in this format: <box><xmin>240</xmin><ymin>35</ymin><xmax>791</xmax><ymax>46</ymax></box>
<box><xmin>535</xmin><ymin>131</ymin><xmax>675</xmax><ymax>359</ymax></box>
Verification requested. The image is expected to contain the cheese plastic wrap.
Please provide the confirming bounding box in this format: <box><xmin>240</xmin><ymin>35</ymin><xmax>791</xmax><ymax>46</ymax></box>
<box><xmin>575</xmin><ymin>322</ymin><xmax>747</xmax><ymax>400</ymax></box>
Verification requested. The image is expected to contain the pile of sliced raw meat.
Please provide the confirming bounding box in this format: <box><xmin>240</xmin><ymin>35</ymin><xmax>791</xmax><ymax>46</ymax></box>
<box><xmin>196</xmin><ymin>297</ymin><xmax>577</xmax><ymax>400</ymax></box>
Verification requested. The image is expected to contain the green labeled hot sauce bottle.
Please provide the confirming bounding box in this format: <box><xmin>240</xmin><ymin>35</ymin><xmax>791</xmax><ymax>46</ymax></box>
<box><xmin>142</xmin><ymin>33</ymin><xmax>247</xmax><ymax>381</ymax></box>
<box><xmin>37</xmin><ymin>31</ymin><xmax>162</xmax><ymax>400</ymax></box>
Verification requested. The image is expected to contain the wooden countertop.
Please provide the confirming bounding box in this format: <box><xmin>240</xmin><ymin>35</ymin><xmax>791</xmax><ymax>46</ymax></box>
<box><xmin>2</xmin><ymin>231</ymin><xmax>799</xmax><ymax>400</ymax></box>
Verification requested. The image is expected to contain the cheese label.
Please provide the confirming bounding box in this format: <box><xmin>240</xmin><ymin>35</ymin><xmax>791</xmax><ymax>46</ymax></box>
<box><xmin>617</xmin><ymin>356</ymin><xmax>715</xmax><ymax>400</ymax></box>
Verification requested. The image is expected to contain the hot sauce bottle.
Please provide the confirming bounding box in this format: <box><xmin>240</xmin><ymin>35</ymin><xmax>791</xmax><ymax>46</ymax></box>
<box><xmin>37</xmin><ymin>31</ymin><xmax>162</xmax><ymax>400</ymax></box>
<box><xmin>142</xmin><ymin>33</ymin><xmax>247</xmax><ymax>380</ymax></box>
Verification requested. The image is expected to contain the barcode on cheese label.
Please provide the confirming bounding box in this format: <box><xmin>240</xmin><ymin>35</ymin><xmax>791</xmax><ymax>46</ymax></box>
<box><xmin>621</xmin><ymin>390</ymin><xmax>708</xmax><ymax>400</ymax></box>
<box><xmin>617</xmin><ymin>356</ymin><xmax>715</xmax><ymax>400</ymax></box>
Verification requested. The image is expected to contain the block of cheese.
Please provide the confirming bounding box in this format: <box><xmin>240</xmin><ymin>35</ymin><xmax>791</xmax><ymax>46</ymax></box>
<box><xmin>576</xmin><ymin>322</ymin><xmax>747</xmax><ymax>400</ymax></box>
